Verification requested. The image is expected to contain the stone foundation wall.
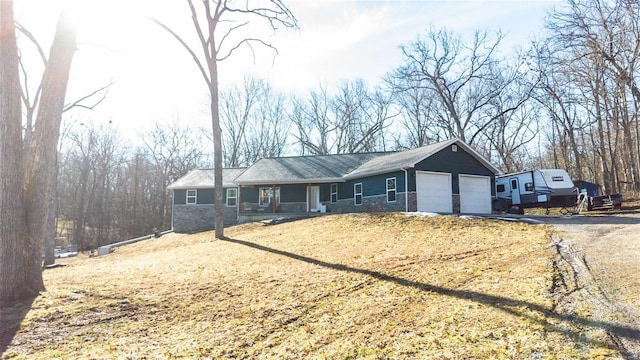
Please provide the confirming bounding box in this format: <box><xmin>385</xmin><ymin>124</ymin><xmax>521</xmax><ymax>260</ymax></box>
<box><xmin>172</xmin><ymin>205</ymin><xmax>237</xmax><ymax>233</ymax></box>
<box><xmin>278</xmin><ymin>202</ymin><xmax>307</xmax><ymax>213</ymax></box>
<box><xmin>173</xmin><ymin>191</ymin><xmax>460</xmax><ymax>232</ymax></box>
<box><xmin>328</xmin><ymin>193</ymin><xmax>409</xmax><ymax>214</ymax></box>
<box><xmin>241</xmin><ymin>202</ymin><xmax>307</xmax><ymax>213</ymax></box>
<box><xmin>452</xmin><ymin>194</ymin><xmax>460</xmax><ymax>213</ymax></box>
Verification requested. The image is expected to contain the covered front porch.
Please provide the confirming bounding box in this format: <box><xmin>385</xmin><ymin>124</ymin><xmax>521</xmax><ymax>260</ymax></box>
<box><xmin>237</xmin><ymin>183</ymin><xmax>333</xmax><ymax>222</ymax></box>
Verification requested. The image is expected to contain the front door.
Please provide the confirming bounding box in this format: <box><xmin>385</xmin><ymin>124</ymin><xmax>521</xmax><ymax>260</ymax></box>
<box><xmin>309</xmin><ymin>186</ymin><xmax>320</xmax><ymax>211</ymax></box>
<box><xmin>510</xmin><ymin>178</ymin><xmax>521</xmax><ymax>205</ymax></box>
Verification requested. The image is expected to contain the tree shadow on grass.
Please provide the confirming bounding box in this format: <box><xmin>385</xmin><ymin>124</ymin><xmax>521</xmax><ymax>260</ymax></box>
<box><xmin>222</xmin><ymin>236</ymin><xmax>640</xmax><ymax>353</ymax></box>
<box><xmin>0</xmin><ymin>297</ymin><xmax>35</xmax><ymax>356</ymax></box>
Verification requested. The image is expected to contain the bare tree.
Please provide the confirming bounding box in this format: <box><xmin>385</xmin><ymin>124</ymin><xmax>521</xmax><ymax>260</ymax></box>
<box><xmin>290</xmin><ymin>80</ymin><xmax>393</xmax><ymax>155</ymax></box>
<box><xmin>142</xmin><ymin>122</ymin><xmax>205</xmax><ymax>227</ymax></box>
<box><xmin>57</xmin><ymin>123</ymin><xmax>125</xmax><ymax>250</ymax></box>
<box><xmin>220</xmin><ymin>76</ymin><xmax>264</xmax><ymax>167</ymax></box>
<box><xmin>54</xmin><ymin>119</ymin><xmax>209</xmax><ymax>252</ymax></box>
<box><xmin>480</xmin><ymin>58</ymin><xmax>538</xmax><ymax>172</ymax></box>
<box><xmin>247</xmin><ymin>84</ymin><xmax>290</xmax><ymax>161</ymax></box>
<box><xmin>388</xmin><ymin>84</ymin><xmax>440</xmax><ymax>148</ymax></box>
<box><xmin>290</xmin><ymin>85</ymin><xmax>333</xmax><ymax>155</ymax></box>
<box><xmin>152</xmin><ymin>0</ymin><xmax>297</xmax><ymax>239</ymax></box>
<box><xmin>16</xmin><ymin>22</ymin><xmax>112</xmax><ymax>266</ymax></box>
<box><xmin>1</xmin><ymin>3</ymin><xmax>77</xmax><ymax>305</ymax></box>
<box><xmin>536</xmin><ymin>0</ymin><xmax>640</xmax><ymax>193</ymax></box>
<box><xmin>331</xmin><ymin>79</ymin><xmax>393</xmax><ymax>153</ymax></box>
<box><xmin>391</xmin><ymin>27</ymin><xmax>507</xmax><ymax>144</ymax></box>
<box><xmin>219</xmin><ymin>76</ymin><xmax>290</xmax><ymax>166</ymax></box>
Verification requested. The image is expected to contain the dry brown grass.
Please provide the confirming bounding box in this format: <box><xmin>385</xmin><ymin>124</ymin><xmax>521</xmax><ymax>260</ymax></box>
<box><xmin>2</xmin><ymin>213</ymin><xmax>622</xmax><ymax>359</ymax></box>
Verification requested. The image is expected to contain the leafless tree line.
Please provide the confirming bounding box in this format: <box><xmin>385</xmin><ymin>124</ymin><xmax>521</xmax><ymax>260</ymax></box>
<box><xmin>55</xmin><ymin>122</ymin><xmax>211</xmax><ymax>251</ymax></box>
<box><xmin>218</xmin><ymin>0</ymin><xmax>640</xmax><ymax>197</ymax></box>
<box><xmin>532</xmin><ymin>0</ymin><xmax>640</xmax><ymax>195</ymax></box>
<box><xmin>2</xmin><ymin>0</ymin><xmax>296</xmax><ymax>303</ymax></box>
<box><xmin>53</xmin><ymin>0</ymin><xmax>640</xmax><ymax>253</ymax></box>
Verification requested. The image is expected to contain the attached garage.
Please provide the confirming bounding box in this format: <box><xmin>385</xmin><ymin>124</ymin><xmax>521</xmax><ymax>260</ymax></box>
<box><xmin>459</xmin><ymin>174</ymin><xmax>492</xmax><ymax>214</ymax></box>
<box><xmin>416</xmin><ymin>171</ymin><xmax>452</xmax><ymax>213</ymax></box>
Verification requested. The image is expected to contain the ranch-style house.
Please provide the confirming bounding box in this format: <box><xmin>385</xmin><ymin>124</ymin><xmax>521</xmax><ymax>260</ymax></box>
<box><xmin>168</xmin><ymin>138</ymin><xmax>502</xmax><ymax>233</ymax></box>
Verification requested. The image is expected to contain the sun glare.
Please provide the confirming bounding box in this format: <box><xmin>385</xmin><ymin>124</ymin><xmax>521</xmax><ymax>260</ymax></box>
<box><xmin>62</xmin><ymin>0</ymin><xmax>137</xmax><ymax>45</ymax></box>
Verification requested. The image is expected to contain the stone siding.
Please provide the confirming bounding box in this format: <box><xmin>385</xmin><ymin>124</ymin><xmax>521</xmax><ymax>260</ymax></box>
<box><xmin>328</xmin><ymin>193</ymin><xmax>409</xmax><ymax>214</ymax></box>
<box><xmin>241</xmin><ymin>202</ymin><xmax>307</xmax><ymax>214</ymax></box>
<box><xmin>452</xmin><ymin>194</ymin><xmax>461</xmax><ymax>213</ymax></box>
<box><xmin>407</xmin><ymin>192</ymin><xmax>417</xmax><ymax>212</ymax></box>
<box><xmin>172</xmin><ymin>205</ymin><xmax>237</xmax><ymax>233</ymax></box>
<box><xmin>277</xmin><ymin>202</ymin><xmax>307</xmax><ymax>213</ymax></box>
<box><xmin>173</xmin><ymin>191</ymin><xmax>457</xmax><ymax>232</ymax></box>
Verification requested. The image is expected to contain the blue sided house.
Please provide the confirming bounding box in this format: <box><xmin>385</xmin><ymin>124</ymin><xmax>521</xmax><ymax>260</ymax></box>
<box><xmin>168</xmin><ymin>138</ymin><xmax>502</xmax><ymax>233</ymax></box>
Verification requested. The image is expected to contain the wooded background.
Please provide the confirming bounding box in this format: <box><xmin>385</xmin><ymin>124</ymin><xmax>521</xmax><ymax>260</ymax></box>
<box><xmin>53</xmin><ymin>0</ymin><xmax>640</xmax><ymax>249</ymax></box>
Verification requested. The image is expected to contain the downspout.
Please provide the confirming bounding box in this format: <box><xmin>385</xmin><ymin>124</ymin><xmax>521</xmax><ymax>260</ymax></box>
<box><xmin>170</xmin><ymin>189</ymin><xmax>175</xmax><ymax>231</ymax></box>
<box><xmin>237</xmin><ymin>185</ymin><xmax>242</xmax><ymax>218</ymax></box>
<box><xmin>402</xmin><ymin>167</ymin><xmax>410</xmax><ymax>213</ymax></box>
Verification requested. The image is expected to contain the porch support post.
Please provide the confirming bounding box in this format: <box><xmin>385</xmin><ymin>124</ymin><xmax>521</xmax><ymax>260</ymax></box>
<box><xmin>272</xmin><ymin>184</ymin><xmax>276</xmax><ymax>213</ymax></box>
<box><xmin>307</xmin><ymin>184</ymin><xmax>311</xmax><ymax>213</ymax></box>
<box><xmin>402</xmin><ymin>167</ymin><xmax>409</xmax><ymax>212</ymax></box>
<box><xmin>237</xmin><ymin>185</ymin><xmax>242</xmax><ymax>216</ymax></box>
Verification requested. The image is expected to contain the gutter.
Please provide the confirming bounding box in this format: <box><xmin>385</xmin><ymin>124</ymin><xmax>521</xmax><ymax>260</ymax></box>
<box><xmin>401</xmin><ymin>166</ymin><xmax>410</xmax><ymax>212</ymax></box>
<box><xmin>235</xmin><ymin>178</ymin><xmax>345</xmax><ymax>186</ymax></box>
<box><xmin>171</xmin><ymin>190</ymin><xmax>174</xmax><ymax>231</ymax></box>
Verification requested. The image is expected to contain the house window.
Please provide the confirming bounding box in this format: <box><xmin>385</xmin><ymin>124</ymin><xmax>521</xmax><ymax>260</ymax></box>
<box><xmin>331</xmin><ymin>183</ymin><xmax>338</xmax><ymax>203</ymax></box>
<box><xmin>452</xmin><ymin>144</ymin><xmax>458</xmax><ymax>152</ymax></box>
<box><xmin>386</xmin><ymin>177</ymin><xmax>396</xmax><ymax>202</ymax></box>
<box><xmin>186</xmin><ymin>189</ymin><xmax>197</xmax><ymax>204</ymax></box>
<box><xmin>226</xmin><ymin>188</ymin><xmax>238</xmax><ymax>206</ymax></box>
<box><xmin>259</xmin><ymin>187</ymin><xmax>280</xmax><ymax>206</ymax></box>
<box><xmin>354</xmin><ymin>183</ymin><xmax>363</xmax><ymax>205</ymax></box>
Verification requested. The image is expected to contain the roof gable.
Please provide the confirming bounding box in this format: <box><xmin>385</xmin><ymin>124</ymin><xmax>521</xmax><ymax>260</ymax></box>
<box><xmin>345</xmin><ymin>139</ymin><xmax>501</xmax><ymax>178</ymax></box>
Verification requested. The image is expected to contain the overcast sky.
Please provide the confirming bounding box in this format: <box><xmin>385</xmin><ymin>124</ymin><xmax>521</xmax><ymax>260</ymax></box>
<box><xmin>15</xmin><ymin>0</ymin><xmax>562</xmax><ymax>140</ymax></box>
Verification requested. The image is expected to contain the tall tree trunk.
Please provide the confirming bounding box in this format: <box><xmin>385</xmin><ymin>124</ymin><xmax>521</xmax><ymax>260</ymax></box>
<box><xmin>24</xmin><ymin>9</ymin><xmax>76</xmax><ymax>264</ymax></box>
<box><xmin>209</xmin><ymin>39</ymin><xmax>224</xmax><ymax>239</ymax></box>
<box><xmin>594</xmin><ymin>103</ymin><xmax>612</xmax><ymax>194</ymax></box>
<box><xmin>0</xmin><ymin>0</ymin><xmax>31</xmax><ymax>306</ymax></box>
<box><xmin>43</xmin><ymin>165</ymin><xmax>58</xmax><ymax>266</ymax></box>
<box><xmin>1</xmin><ymin>4</ymin><xmax>77</xmax><ymax>306</ymax></box>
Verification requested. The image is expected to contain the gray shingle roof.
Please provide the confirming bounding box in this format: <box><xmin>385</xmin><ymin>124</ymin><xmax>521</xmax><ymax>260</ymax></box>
<box><xmin>345</xmin><ymin>142</ymin><xmax>447</xmax><ymax>179</ymax></box>
<box><xmin>234</xmin><ymin>152</ymin><xmax>389</xmax><ymax>185</ymax></box>
<box><xmin>167</xmin><ymin>139</ymin><xmax>501</xmax><ymax>189</ymax></box>
<box><xmin>167</xmin><ymin>168</ymin><xmax>246</xmax><ymax>189</ymax></box>
<box><xmin>345</xmin><ymin>138</ymin><xmax>500</xmax><ymax>178</ymax></box>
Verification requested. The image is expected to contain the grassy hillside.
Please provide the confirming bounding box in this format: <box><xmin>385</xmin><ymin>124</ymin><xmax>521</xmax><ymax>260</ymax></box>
<box><xmin>3</xmin><ymin>213</ymin><xmax>620</xmax><ymax>359</ymax></box>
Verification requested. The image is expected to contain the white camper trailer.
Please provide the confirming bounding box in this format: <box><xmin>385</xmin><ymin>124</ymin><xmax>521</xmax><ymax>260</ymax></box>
<box><xmin>494</xmin><ymin>169</ymin><xmax>577</xmax><ymax>213</ymax></box>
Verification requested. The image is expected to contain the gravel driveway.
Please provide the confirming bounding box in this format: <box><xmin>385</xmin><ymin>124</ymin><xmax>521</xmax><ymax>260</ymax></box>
<box><xmin>535</xmin><ymin>213</ymin><xmax>640</xmax><ymax>359</ymax></box>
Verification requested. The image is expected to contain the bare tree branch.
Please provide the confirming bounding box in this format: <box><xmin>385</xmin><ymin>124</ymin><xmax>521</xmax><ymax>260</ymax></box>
<box><xmin>15</xmin><ymin>21</ymin><xmax>48</xmax><ymax>65</ymax></box>
<box><xmin>149</xmin><ymin>17</ymin><xmax>212</xmax><ymax>88</ymax></box>
<box><xmin>63</xmin><ymin>80</ymin><xmax>114</xmax><ymax>113</ymax></box>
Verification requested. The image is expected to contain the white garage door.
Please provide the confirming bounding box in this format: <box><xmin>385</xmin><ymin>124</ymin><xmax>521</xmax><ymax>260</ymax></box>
<box><xmin>416</xmin><ymin>171</ymin><xmax>452</xmax><ymax>213</ymax></box>
<box><xmin>459</xmin><ymin>174</ymin><xmax>492</xmax><ymax>214</ymax></box>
